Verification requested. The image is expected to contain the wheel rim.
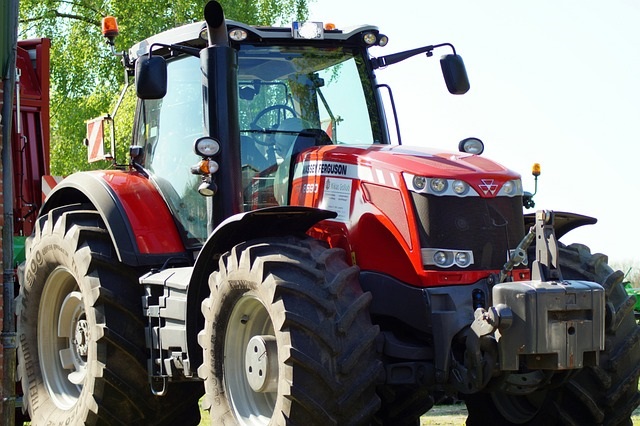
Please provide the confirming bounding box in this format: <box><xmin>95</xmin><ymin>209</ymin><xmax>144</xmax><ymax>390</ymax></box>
<box><xmin>224</xmin><ymin>294</ymin><xmax>277</xmax><ymax>425</ymax></box>
<box><xmin>38</xmin><ymin>267</ymin><xmax>87</xmax><ymax>409</ymax></box>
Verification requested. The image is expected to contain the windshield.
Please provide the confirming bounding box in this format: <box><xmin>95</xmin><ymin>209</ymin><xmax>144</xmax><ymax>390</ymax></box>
<box><xmin>237</xmin><ymin>44</ymin><xmax>381</xmax><ymax>148</ymax></box>
<box><xmin>236</xmin><ymin>44</ymin><xmax>383</xmax><ymax>210</ymax></box>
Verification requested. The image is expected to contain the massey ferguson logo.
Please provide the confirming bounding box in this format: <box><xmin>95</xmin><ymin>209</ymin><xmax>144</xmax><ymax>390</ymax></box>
<box><xmin>478</xmin><ymin>179</ymin><xmax>498</xmax><ymax>195</ymax></box>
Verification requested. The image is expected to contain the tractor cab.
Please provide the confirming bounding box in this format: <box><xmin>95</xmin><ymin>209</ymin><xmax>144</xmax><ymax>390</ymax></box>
<box><xmin>128</xmin><ymin>16</ymin><xmax>467</xmax><ymax>246</ymax></box>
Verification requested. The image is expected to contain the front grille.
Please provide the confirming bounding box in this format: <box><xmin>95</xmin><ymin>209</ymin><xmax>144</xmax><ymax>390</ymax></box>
<box><xmin>411</xmin><ymin>193</ymin><xmax>525</xmax><ymax>270</ymax></box>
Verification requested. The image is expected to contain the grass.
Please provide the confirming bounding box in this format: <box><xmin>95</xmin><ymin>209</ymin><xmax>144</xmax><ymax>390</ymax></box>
<box><xmin>197</xmin><ymin>400</ymin><xmax>640</xmax><ymax>425</ymax></box>
<box><xmin>419</xmin><ymin>404</ymin><xmax>640</xmax><ymax>425</ymax></box>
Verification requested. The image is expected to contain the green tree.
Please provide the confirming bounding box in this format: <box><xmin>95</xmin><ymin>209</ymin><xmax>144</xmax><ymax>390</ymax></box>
<box><xmin>18</xmin><ymin>0</ymin><xmax>310</xmax><ymax>175</ymax></box>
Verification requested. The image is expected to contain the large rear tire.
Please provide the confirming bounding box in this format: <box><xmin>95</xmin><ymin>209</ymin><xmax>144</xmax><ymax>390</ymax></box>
<box><xmin>198</xmin><ymin>236</ymin><xmax>382</xmax><ymax>425</ymax></box>
<box><xmin>465</xmin><ymin>243</ymin><xmax>640</xmax><ymax>425</ymax></box>
<box><xmin>16</xmin><ymin>206</ymin><xmax>202</xmax><ymax>425</ymax></box>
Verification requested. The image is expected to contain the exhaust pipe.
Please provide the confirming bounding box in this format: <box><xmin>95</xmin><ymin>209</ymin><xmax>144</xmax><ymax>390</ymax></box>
<box><xmin>204</xmin><ymin>1</ymin><xmax>228</xmax><ymax>47</ymax></box>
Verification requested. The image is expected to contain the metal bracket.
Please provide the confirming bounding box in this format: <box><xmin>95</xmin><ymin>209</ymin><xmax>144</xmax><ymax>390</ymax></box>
<box><xmin>531</xmin><ymin>210</ymin><xmax>563</xmax><ymax>282</ymax></box>
<box><xmin>143</xmin><ymin>284</ymin><xmax>169</xmax><ymax>396</ymax></box>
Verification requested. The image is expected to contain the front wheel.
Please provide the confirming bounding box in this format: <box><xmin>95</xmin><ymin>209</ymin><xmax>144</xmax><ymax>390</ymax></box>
<box><xmin>198</xmin><ymin>236</ymin><xmax>382</xmax><ymax>425</ymax></box>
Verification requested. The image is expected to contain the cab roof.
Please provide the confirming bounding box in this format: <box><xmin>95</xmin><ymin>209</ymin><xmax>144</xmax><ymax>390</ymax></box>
<box><xmin>129</xmin><ymin>20</ymin><xmax>380</xmax><ymax>61</ymax></box>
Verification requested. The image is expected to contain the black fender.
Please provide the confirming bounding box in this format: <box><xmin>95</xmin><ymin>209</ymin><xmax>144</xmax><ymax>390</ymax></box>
<box><xmin>524</xmin><ymin>211</ymin><xmax>597</xmax><ymax>239</ymax></box>
<box><xmin>40</xmin><ymin>171</ymin><xmax>189</xmax><ymax>267</ymax></box>
<box><xmin>185</xmin><ymin>205</ymin><xmax>336</xmax><ymax>368</ymax></box>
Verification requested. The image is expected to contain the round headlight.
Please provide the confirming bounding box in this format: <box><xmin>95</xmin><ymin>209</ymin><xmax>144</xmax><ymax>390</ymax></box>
<box><xmin>194</xmin><ymin>137</ymin><xmax>220</xmax><ymax>157</ymax></box>
<box><xmin>412</xmin><ymin>176</ymin><xmax>427</xmax><ymax>191</ymax></box>
<box><xmin>378</xmin><ymin>35</ymin><xmax>389</xmax><ymax>47</ymax></box>
<box><xmin>455</xmin><ymin>251</ymin><xmax>471</xmax><ymax>267</ymax></box>
<box><xmin>433</xmin><ymin>251</ymin><xmax>450</xmax><ymax>267</ymax></box>
<box><xmin>502</xmin><ymin>180</ymin><xmax>514</xmax><ymax>195</ymax></box>
<box><xmin>198</xmin><ymin>180</ymin><xmax>217</xmax><ymax>197</ymax></box>
<box><xmin>229</xmin><ymin>29</ymin><xmax>248</xmax><ymax>41</ymax></box>
<box><xmin>430</xmin><ymin>178</ymin><xmax>447</xmax><ymax>193</ymax></box>
<box><xmin>363</xmin><ymin>32</ymin><xmax>377</xmax><ymax>45</ymax></box>
<box><xmin>458</xmin><ymin>137</ymin><xmax>484</xmax><ymax>155</ymax></box>
<box><xmin>452</xmin><ymin>180</ymin><xmax>468</xmax><ymax>195</ymax></box>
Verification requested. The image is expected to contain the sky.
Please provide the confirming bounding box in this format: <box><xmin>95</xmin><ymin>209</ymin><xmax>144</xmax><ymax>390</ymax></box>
<box><xmin>309</xmin><ymin>0</ymin><xmax>640</xmax><ymax>265</ymax></box>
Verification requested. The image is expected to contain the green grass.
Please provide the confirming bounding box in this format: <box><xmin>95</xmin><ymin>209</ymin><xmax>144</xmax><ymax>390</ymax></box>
<box><xmin>196</xmin><ymin>398</ymin><xmax>640</xmax><ymax>425</ymax></box>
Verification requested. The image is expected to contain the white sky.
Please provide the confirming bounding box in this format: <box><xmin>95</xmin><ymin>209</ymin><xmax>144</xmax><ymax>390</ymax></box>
<box><xmin>309</xmin><ymin>0</ymin><xmax>640</xmax><ymax>264</ymax></box>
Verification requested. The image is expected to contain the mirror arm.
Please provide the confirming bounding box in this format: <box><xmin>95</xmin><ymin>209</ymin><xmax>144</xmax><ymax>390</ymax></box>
<box><xmin>148</xmin><ymin>42</ymin><xmax>202</xmax><ymax>59</ymax></box>
<box><xmin>370</xmin><ymin>42</ymin><xmax>456</xmax><ymax>69</ymax></box>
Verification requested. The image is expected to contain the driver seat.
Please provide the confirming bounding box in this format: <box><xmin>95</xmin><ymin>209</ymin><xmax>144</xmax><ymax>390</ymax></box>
<box><xmin>241</xmin><ymin>135</ymin><xmax>270</xmax><ymax>172</ymax></box>
<box><xmin>273</xmin><ymin>127</ymin><xmax>333</xmax><ymax>205</ymax></box>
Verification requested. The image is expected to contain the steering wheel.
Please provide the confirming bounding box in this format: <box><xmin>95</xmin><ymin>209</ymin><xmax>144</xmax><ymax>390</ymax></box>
<box><xmin>250</xmin><ymin>105</ymin><xmax>298</xmax><ymax>137</ymax></box>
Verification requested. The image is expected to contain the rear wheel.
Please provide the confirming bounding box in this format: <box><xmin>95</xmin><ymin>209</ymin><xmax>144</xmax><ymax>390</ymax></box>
<box><xmin>465</xmin><ymin>243</ymin><xmax>640</xmax><ymax>425</ymax></box>
<box><xmin>198</xmin><ymin>236</ymin><xmax>382</xmax><ymax>425</ymax></box>
<box><xmin>16</xmin><ymin>206</ymin><xmax>202</xmax><ymax>425</ymax></box>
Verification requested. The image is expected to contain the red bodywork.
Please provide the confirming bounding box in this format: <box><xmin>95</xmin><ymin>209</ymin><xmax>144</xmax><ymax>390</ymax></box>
<box><xmin>291</xmin><ymin>144</ymin><xmax>530</xmax><ymax>288</ymax></box>
<box><xmin>87</xmin><ymin>170</ymin><xmax>186</xmax><ymax>255</ymax></box>
<box><xmin>13</xmin><ymin>39</ymin><xmax>51</xmax><ymax>237</ymax></box>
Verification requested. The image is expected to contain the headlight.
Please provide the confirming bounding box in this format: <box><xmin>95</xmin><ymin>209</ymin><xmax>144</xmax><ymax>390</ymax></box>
<box><xmin>229</xmin><ymin>28</ymin><xmax>248</xmax><ymax>41</ymax></box>
<box><xmin>194</xmin><ymin>137</ymin><xmax>220</xmax><ymax>157</ymax></box>
<box><xmin>412</xmin><ymin>175</ymin><xmax>427</xmax><ymax>191</ymax></box>
<box><xmin>430</xmin><ymin>178</ymin><xmax>447</xmax><ymax>193</ymax></box>
<box><xmin>363</xmin><ymin>32</ymin><xmax>377</xmax><ymax>45</ymax></box>
<box><xmin>404</xmin><ymin>174</ymin><xmax>480</xmax><ymax>197</ymax></box>
<box><xmin>422</xmin><ymin>248</ymin><xmax>474</xmax><ymax>268</ymax></box>
<box><xmin>452</xmin><ymin>180</ymin><xmax>468</xmax><ymax>195</ymax></box>
<box><xmin>455</xmin><ymin>251</ymin><xmax>472</xmax><ymax>267</ymax></box>
<box><xmin>458</xmin><ymin>137</ymin><xmax>484</xmax><ymax>155</ymax></box>
<box><xmin>497</xmin><ymin>179</ymin><xmax>523</xmax><ymax>197</ymax></box>
<box><xmin>502</xmin><ymin>180</ymin><xmax>515</xmax><ymax>195</ymax></box>
<box><xmin>433</xmin><ymin>250</ymin><xmax>451</xmax><ymax>267</ymax></box>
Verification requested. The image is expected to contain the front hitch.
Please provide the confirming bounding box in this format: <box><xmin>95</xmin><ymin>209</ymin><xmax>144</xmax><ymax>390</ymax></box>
<box><xmin>455</xmin><ymin>210</ymin><xmax>605</xmax><ymax>393</ymax></box>
<box><xmin>499</xmin><ymin>210</ymin><xmax>561</xmax><ymax>283</ymax></box>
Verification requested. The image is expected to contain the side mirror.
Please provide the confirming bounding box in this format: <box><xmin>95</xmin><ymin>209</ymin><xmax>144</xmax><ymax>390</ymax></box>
<box><xmin>135</xmin><ymin>55</ymin><xmax>167</xmax><ymax>99</ymax></box>
<box><xmin>440</xmin><ymin>54</ymin><xmax>470</xmax><ymax>95</ymax></box>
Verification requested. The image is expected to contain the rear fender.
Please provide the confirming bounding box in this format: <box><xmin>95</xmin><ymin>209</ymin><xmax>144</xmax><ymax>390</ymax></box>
<box><xmin>40</xmin><ymin>171</ymin><xmax>187</xmax><ymax>266</ymax></box>
<box><xmin>185</xmin><ymin>206</ymin><xmax>336</xmax><ymax>368</ymax></box>
<box><xmin>524</xmin><ymin>211</ymin><xmax>597</xmax><ymax>239</ymax></box>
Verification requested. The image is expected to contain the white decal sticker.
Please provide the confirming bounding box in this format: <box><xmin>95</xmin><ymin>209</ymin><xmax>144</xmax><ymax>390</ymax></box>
<box><xmin>320</xmin><ymin>177</ymin><xmax>352</xmax><ymax>222</ymax></box>
<box><xmin>294</xmin><ymin>160</ymin><xmax>372</xmax><ymax>181</ymax></box>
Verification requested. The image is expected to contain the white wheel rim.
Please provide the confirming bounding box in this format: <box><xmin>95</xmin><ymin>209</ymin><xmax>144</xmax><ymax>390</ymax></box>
<box><xmin>224</xmin><ymin>294</ymin><xmax>277</xmax><ymax>425</ymax></box>
<box><xmin>38</xmin><ymin>267</ymin><xmax>86</xmax><ymax>409</ymax></box>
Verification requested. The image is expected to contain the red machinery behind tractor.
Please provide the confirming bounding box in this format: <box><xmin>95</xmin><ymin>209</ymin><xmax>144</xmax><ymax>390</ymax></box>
<box><xmin>11</xmin><ymin>38</ymin><xmax>50</xmax><ymax>260</ymax></box>
<box><xmin>2</xmin><ymin>36</ymin><xmax>50</xmax><ymax>424</ymax></box>
<box><xmin>13</xmin><ymin>2</ymin><xmax>640</xmax><ymax>425</ymax></box>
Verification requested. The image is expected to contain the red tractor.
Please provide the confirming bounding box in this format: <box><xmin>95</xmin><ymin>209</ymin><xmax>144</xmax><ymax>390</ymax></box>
<box><xmin>16</xmin><ymin>2</ymin><xmax>639</xmax><ymax>425</ymax></box>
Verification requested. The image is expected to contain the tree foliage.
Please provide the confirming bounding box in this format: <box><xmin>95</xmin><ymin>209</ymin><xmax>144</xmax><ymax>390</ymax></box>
<box><xmin>18</xmin><ymin>0</ymin><xmax>310</xmax><ymax>175</ymax></box>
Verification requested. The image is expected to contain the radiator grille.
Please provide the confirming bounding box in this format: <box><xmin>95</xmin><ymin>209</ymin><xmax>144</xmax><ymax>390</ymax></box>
<box><xmin>411</xmin><ymin>193</ymin><xmax>525</xmax><ymax>270</ymax></box>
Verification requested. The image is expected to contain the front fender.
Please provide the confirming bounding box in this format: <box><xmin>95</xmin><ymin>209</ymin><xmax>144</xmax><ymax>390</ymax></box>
<box><xmin>41</xmin><ymin>171</ymin><xmax>187</xmax><ymax>266</ymax></box>
<box><xmin>185</xmin><ymin>205</ymin><xmax>336</xmax><ymax>368</ymax></box>
<box><xmin>524</xmin><ymin>211</ymin><xmax>597</xmax><ymax>239</ymax></box>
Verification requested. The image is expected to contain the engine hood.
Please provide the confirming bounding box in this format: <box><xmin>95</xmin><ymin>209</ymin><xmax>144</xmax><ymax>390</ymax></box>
<box><xmin>308</xmin><ymin>144</ymin><xmax>521</xmax><ymax>181</ymax></box>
